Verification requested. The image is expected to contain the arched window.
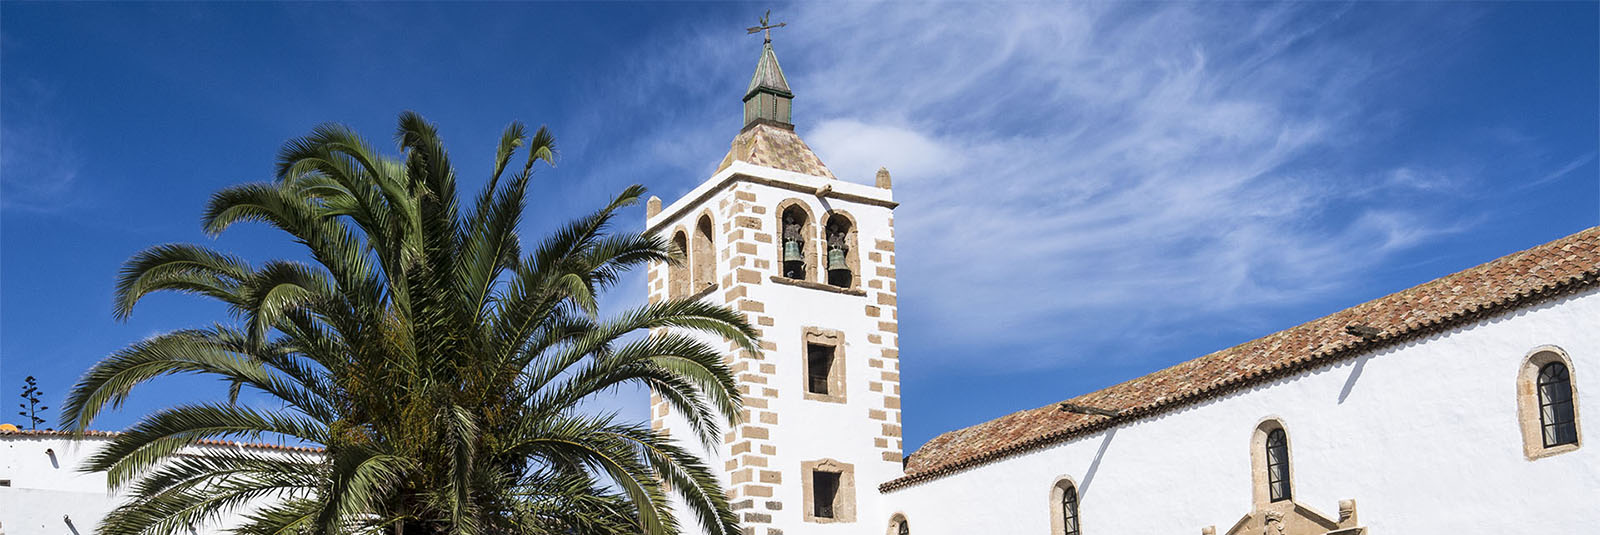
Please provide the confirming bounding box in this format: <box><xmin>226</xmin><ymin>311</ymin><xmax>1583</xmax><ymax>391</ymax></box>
<box><xmin>1518</xmin><ymin>347</ymin><xmax>1582</xmax><ymax>460</ymax></box>
<box><xmin>1050</xmin><ymin>478</ymin><xmax>1080</xmax><ymax>535</ymax></box>
<box><xmin>1061</xmin><ymin>485</ymin><xmax>1080</xmax><ymax>535</ymax></box>
<box><xmin>1250</xmin><ymin>419</ymin><xmax>1293</xmax><ymax>506</ymax></box>
<box><xmin>691</xmin><ymin>215</ymin><xmax>715</xmax><ymax>292</ymax></box>
<box><xmin>1538</xmin><ymin>362</ymin><xmax>1578</xmax><ymax>447</ymax></box>
<box><xmin>669</xmin><ymin>230</ymin><xmax>690</xmax><ymax>298</ymax></box>
<box><xmin>885</xmin><ymin>514</ymin><xmax>909</xmax><ymax>535</ymax></box>
<box><xmin>823</xmin><ymin>212</ymin><xmax>857</xmax><ymax>288</ymax></box>
<box><xmin>779</xmin><ymin>203</ymin><xmax>812</xmax><ymax>280</ymax></box>
<box><xmin>1265</xmin><ymin>429</ymin><xmax>1291</xmax><ymax>502</ymax></box>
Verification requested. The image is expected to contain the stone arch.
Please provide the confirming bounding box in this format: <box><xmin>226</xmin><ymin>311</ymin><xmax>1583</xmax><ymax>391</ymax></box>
<box><xmin>822</xmin><ymin>210</ymin><xmax>860</xmax><ymax>289</ymax></box>
<box><xmin>885</xmin><ymin>513</ymin><xmax>910</xmax><ymax>535</ymax></box>
<box><xmin>1249</xmin><ymin>417</ymin><xmax>1293</xmax><ymax>507</ymax></box>
<box><xmin>1517</xmin><ymin>345</ymin><xmax>1582</xmax><ymax>460</ymax></box>
<box><xmin>776</xmin><ymin>199</ymin><xmax>816</xmax><ymax>281</ymax></box>
<box><xmin>669</xmin><ymin>228</ymin><xmax>690</xmax><ymax>298</ymax></box>
<box><xmin>691</xmin><ymin>213</ymin><xmax>715</xmax><ymax>292</ymax></box>
<box><xmin>1049</xmin><ymin>475</ymin><xmax>1081</xmax><ymax>535</ymax></box>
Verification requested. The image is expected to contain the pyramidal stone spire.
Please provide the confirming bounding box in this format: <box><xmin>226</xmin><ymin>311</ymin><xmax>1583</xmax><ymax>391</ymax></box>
<box><xmin>716</xmin><ymin>19</ymin><xmax>835</xmax><ymax>179</ymax></box>
<box><xmin>743</xmin><ymin>36</ymin><xmax>794</xmax><ymax>129</ymax></box>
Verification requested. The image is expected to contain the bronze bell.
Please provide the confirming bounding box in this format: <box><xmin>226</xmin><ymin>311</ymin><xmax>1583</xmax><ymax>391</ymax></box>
<box><xmin>783</xmin><ymin>239</ymin><xmax>804</xmax><ymax>262</ymax></box>
<box><xmin>827</xmin><ymin>247</ymin><xmax>847</xmax><ymax>270</ymax></box>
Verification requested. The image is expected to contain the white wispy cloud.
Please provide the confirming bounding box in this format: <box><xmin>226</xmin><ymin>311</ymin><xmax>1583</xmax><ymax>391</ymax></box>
<box><xmin>580</xmin><ymin>3</ymin><xmax>1514</xmax><ymax>371</ymax></box>
<box><xmin>1524</xmin><ymin>152</ymin><xmax>1598</xmax><ymax>190</ymax></box>
<box><xmin>784</xmin><ymin>3</ymin><xmax>1490</xmax><ymax>368</ymax></box>
<box><xmin>1</xmin><ymin>78</ymin><xmax>93</xmax><ymax>214</ymax></box>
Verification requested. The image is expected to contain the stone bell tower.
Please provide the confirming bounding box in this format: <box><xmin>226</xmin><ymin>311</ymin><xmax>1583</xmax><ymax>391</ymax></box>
<box><xmin>645</xmin><ymin>28</ymin><xmax>903</xmax><ymax>535</ymax></box>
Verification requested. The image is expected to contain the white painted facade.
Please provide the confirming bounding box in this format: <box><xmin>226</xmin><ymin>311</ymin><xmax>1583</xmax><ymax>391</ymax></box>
<box><xmin>878</xmin><ymin>288</ymin><xmax>1600</xmax><ymax>534</ymax></box>
<box><xmin>647</xmin><ymin>159</ymin><xmax>904</xmax><ymax>535</ymax></box>
<box><xmin>0</xmin><ymin>433</ymin><xmax>309</xmax><ymax>535</ymax></box>
<box><xmin>1</xmin><ymin>435</ymin><xmax>120</xmax><ymax>535</ymax></box>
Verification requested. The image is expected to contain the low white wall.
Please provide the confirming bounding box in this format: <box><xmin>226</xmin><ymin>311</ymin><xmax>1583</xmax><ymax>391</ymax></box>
<box><xmin>882</xmin><ymin>287</ymin><xmax>1600</xmax><ymax>534</ymax></box>
<box><xmin>0</xmin><ymin>435</ymin><xmax>311</xmax><ymax>535</ymax></box>
<box><xmin>1</xmin><ymin>435</ymin><xmax>120</xmax><ymax>535</ymax></box>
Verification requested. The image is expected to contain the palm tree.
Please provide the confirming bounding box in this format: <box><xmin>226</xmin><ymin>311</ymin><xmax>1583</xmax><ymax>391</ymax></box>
<box><xmin>62</xmin><ymin>112</ymin><xmax>755</xmax><ymax>535</ymax></box>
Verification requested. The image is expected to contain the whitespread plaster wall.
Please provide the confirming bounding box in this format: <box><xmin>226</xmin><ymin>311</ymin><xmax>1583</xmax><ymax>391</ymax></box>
<box><xmin>647</xmin><ymin>160</ymin><xmax>901</xmax><ymax>535</ymax></box>
<box><xmin>0</xmin><ymin>435</ymin><xmax>307</xmax><ymax>534</ymax></box>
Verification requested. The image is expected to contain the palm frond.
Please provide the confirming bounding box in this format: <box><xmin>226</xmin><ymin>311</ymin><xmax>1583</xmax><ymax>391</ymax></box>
<box><xmin>74</xmin><ymin>113</ymin><xmax>748</xmax><ymax>535</ymax></box>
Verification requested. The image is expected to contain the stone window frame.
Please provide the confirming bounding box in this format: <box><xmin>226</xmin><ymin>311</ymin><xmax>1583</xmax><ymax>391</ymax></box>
<box><xmin>668</xmin><ymin>228</ymin><xmax>690</xmax><ymax>298</ymax></box>
<box><xmin>885</xmin><ymin>513</ymin><xmax>910</xmax><ymax>535</ymax></box>
<box><xmin>1048</xmin><ymin>475</ymin><xmax>1082</xmax><ymax>535</ymax></box>
<box><xmin>821</xmin><ymin>210</ymin><xmax>861</xmax><ymax>290</ymax></box>
<box><xmin>801</xmin><ymin>458</ymin><xmax>856</xmax><ymax>524</ymax></box>
<box><xmin>1517</xmin><ymin>345</ymin><xmax>1582</xmax><ymax>460</ymax></box>
<box><xmin>1249</xmin><ymin>417</ymin><xmax>1295</xmax><ymax>507</ymax></box>
<box><xmin>801</xmin><ymin>327</ymin><xmax>847</xmax><ymax>404</ymax></box>
<box><xmin>691</xmin><ymin>212</ymin><xmax>717</xmax><ymax>292</ymax></box>
<box><xmin>775</xmin><ymin>199</ymin><xmax>816</xmax><ymax>282</ymax></box>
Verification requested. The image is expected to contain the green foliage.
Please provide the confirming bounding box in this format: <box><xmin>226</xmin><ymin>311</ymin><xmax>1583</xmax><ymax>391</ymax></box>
<box><xmin>64</xmin><ymin>113</ymin><xmax>757</xmax><ymax>535</ymax></box>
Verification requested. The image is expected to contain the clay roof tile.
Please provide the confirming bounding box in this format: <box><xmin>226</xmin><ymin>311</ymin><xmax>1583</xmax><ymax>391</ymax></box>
<box><xmin>884</xmin><ymin>226</ymin><xmax>1600</xmax><ymax>492</ymax></box>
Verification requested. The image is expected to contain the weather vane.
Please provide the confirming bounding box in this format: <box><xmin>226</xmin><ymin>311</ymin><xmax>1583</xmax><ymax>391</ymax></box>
<box><xmin>746</xmin><ymin>10</ymin><xmax>786</xmax><ymax>43</ymax></box>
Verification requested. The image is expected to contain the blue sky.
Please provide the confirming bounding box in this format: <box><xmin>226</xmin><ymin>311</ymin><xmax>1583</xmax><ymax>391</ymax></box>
<box><xmin>3</xmin><ymin>2</ymin><xmax>1596</xmax><ymax>452</ymax></box>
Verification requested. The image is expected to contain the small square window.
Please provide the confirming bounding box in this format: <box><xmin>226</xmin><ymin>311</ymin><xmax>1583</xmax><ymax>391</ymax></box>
<box><xmin>802</xmin><ymin>458</ymin><xmax>855</xmax><ymax>523</ymax></box>
<box><xmin>812</xmin><ymin>470</ymin><xmax>840</xmax><ymax>518</ymax></box>
<box><xmin>801</xmin><ymin>328</ymin><xmax>847</xmax><ymax>403</ymax></box>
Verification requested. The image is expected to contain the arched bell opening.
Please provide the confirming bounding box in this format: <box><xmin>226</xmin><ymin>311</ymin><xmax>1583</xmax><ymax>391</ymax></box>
<box><xmin>777</xmin><ymin>201</ymin><xmax>815</xmax><ymax>281</ymax></box>
<box><xmin>692</xmin><ymin>214</ymin><xmax>715</xmax><ymax>291</ymax></box>
<box><xmin>669</xmin><ymin>230</ymin><xmax>690</xmax><ymax>298</ymax></box>
<box><xmin>824</xmin><ymin>211</ymin><xmax>858</xmax><ymax>288</ymax></box>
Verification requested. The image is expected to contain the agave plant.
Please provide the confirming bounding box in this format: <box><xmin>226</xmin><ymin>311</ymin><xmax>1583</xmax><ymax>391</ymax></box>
<box><xmin>62</xmin><ymin>112</ymin><xmax>754</xmax><ymax>535</ymax></box>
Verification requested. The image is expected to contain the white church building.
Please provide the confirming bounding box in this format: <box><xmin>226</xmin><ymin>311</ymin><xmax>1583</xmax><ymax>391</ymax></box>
<box><xmin>643</xmin><ymin>37</ymin><xmax>1600</xmax><ymax>535</ymax></box>
<box><xmin>4</xmin><ymin>35</ymin><xmax>1598</xmax><ymax>535</ymax></box>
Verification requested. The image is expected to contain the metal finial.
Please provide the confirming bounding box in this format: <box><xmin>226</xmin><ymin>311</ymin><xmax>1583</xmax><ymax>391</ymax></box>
<box><xmin>746</xmin><ymin>9</ymin><xmax>786</xmax><ymax>43</ymax></box>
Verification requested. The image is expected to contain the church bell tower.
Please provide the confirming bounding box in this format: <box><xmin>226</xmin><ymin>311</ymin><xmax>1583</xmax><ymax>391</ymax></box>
<box><xmin>645</xmin><ymin>25</ymin><xmax>903</xmax><ymax>535</ymax></box>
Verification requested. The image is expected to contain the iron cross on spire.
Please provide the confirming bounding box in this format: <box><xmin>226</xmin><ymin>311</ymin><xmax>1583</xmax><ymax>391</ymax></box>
<box><xmin>746</xmin><ymin>10</ymin><xmax>786</xmax><ymax>43</ymax></box>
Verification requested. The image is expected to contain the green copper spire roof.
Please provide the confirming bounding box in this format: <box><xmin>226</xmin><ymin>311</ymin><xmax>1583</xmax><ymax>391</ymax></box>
<box><xmin>744</xmin><ymin>39</ymin><xmax>793</xmax><ymax>100</ymax></box>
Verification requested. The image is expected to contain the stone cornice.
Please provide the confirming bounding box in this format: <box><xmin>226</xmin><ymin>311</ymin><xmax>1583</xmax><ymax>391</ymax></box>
<box><xmin>646</xmin><ymin>169</ymin><xmax>897</xmax><ymax>236</ymax></box>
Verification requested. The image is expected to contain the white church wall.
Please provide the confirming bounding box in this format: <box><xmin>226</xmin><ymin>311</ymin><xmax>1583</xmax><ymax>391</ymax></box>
<box><xmin>0</xmin><ymin>434</ymin><xmax>310</xmax><ymax>535</ymax></box>
<box><xmin>736</xmin><ymin>179</ymin><xmax>901</xmax><ymax>535</ymax></box>
<box><xmin>881</xmin><ymin>286</ymin><xmax>1600</xmax><ymax>534</ymax></box>
<box><xmin>646</xmin><ymin>160</ymin><xmax>902</xmax><ymax>535</ymax></box>
<box><xmin>1</xmin><ymin>435</ymin><xmax>119</xmax><ymax>535</ymax></box>
<box><xmin>647</xmin><ymin>178</ymin><xmax>743</xmax><ymax>535</ymax></box>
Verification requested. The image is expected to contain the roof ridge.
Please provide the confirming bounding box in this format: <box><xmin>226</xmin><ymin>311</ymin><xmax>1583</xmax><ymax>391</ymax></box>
<box><xmin>884</xmin><ymin>225</ymin><xmax>1600</xmax><ymax>492</ymax></box>
<box><xmin>1054</xmin><ymin>228</ymin><xmax>1594</xmax><ymax>409</ymax></box>
<box><xmin>0</xmin><ymin>428</ymin><xmax>324</xmax><ymax>454</ymax></box>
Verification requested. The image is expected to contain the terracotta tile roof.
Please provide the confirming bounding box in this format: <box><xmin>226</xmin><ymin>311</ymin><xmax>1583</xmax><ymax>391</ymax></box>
<box><xmin>883</xmin><ymin>226</ymin><xmax>1600</xmax><ymax>492</ymax></box>
<box><xmin>0</xmin><ymin>428</ymin><xmax>324</xmax><ymax>454</ymax></box>
<box><xmin>716</xmin><ymin>123</ymin><xmax>837</xmax><ymax>179</ymax></box>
